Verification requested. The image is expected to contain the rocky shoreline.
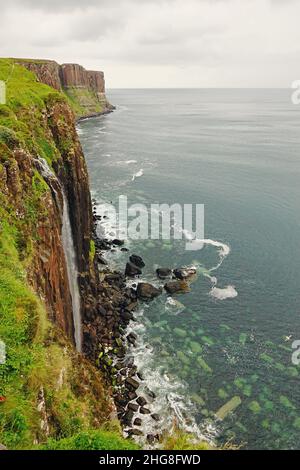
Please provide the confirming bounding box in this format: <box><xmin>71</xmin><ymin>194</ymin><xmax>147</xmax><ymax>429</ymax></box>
<box><xmin>82</xmin><ymin>202</ymin><xmax>198</xmax><ymax>445</ymax></box>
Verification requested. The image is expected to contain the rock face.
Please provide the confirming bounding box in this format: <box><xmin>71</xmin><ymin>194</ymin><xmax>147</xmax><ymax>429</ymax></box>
<box><xmin>0</xmin><ymin>65</ymin><xmax>97</xmax><ymax>346</ymax></box>
<box><xmin>156</xmin><ymin>268</ymin><xmax>172</xmax><ymax>279</ymax></box>
<box><xmin>18</xmin><ymin>60</ymin><xmax>114</xmax><ymax>118</ymax></box>
<box><xmin>137</xmin><ymin>283</ymin><xmax>161</xmax><ymax>300</ymax></box>
<box><xmin>164</xmin><ymin>280</ymin><xmax>190</xmax><ymax>295</ymax></box>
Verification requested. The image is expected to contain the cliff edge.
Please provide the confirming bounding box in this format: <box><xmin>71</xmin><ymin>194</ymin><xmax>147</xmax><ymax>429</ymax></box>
<box><xmin>15</xmin><ymin>59</ymin><xmax>114</xmax><ymax>119</ymax></box>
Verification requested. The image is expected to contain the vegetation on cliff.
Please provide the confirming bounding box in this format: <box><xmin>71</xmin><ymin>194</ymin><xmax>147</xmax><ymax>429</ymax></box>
<box><xmin>0</xmin><ymin>58</ymin><xmax>130</xmax><ymax>449</ymax></box>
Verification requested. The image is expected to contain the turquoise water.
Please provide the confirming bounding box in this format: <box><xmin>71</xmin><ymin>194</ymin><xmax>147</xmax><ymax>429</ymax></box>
<box><xmin>78</xmin><ymin>89</ymin><xmax>300</xmax><ymax>449</ymax></box>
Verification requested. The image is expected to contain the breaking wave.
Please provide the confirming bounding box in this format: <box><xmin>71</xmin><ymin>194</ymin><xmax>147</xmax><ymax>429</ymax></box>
<box><xmin>132</xmin><ymin>169</ymin><xmax>144</xmax><ymax>181</ymax></box>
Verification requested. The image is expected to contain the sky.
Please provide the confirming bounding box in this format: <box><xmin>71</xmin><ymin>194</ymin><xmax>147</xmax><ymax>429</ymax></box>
<box><xmin>0</xmin><ymin>0</ymin><xmax>300</xmax><ymax>88</ymax></box>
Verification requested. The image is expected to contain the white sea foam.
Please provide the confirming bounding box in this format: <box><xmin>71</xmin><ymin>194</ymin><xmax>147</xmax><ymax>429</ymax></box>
<box><xmin>132</xmin><ymin>169</ymin><xmax>144</xmax><ymax>181</ymax></box>
<box><xmin>181</xmin><ymin>233</ymin><xmax>237</xmax><ymax>300</ymax></box>
<box><xmin>210</xmin><ymin>285</ymin><xmax>238</xmax><ymax>300</ymax></box>
<box><xmin>125</xmin><ymin>159</ymin><xmax>137</xmax><ymax>164</ymax></box>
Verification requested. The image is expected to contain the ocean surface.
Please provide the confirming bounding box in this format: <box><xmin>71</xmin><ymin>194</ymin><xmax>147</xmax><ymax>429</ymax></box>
<box><xmin>77</xmin><ymin>89</ymin><xmax>300</xmax><ymax>449</ymax></box>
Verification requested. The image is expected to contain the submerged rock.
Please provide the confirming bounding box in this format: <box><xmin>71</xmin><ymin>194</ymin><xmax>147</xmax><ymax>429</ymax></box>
<box><xmin>137</xmin><ymin>283</ymin><xmax>162</xmax><ymax>300</ymax></box>
<box><xmin>215</xmin><ymin>396</ymin><xmax>242</xmax><ymax>420</ymax></box>
<box><xmin>164</xmin><ymin>280</ymin><xmax>190</xmax><ymax>295</ymax></box>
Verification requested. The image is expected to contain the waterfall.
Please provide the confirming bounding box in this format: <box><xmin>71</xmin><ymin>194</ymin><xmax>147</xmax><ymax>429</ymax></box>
<box><xmin>61</xmin><ymin>192</ymin><xmax>82</xmax><ymax>351</ymax></box>
<box><xmin>35</xmin><ymin>157</ymin><xmax>82</xmax><ymax>352</ymax></box>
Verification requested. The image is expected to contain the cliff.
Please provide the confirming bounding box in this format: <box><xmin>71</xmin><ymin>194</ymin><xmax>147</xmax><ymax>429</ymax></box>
<box><xmin>0</xmin><ymin>58</ymin><xmax>131</xmax><ymax>449</ymax></box>
<box><xmin>16</xmin><ymin>59</ymin><xmax>114</xmax><ymax>119</ymax></box>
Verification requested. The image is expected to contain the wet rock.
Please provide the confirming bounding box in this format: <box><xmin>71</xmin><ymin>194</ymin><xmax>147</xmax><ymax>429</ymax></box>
<box><xmin>128</xmin><ymin>402</ymin><xmax>139</xmax><ymax>412</ymax></box>
<box><xmin>127</xmin><ymin>428</ymin><xmax>143</xmax><ymax>436</ymax></box>
<box><xmin>137</xmin><ymin>371</ymin><xmax>144</xmax><ymax>381</ymax></box>
<box><xmin>133</xmin><ymin>418</ymin><xmax>142</xmax><ymax>426</ymax></box>
<box><xmin>140</xmin><ymin>407</ymin><xmax>151</xmax><ymax>415</ymax></box>
<box><xmin>125</xmin><ymin>377</ymin><xmax>140</xmax><ymax>391</ymax></box>
<box><xmin>122</xmin><ymin>409</ymin><xmax>134</xmax><ymax>426</ymax></box>
<box><xmin>129</xmin><ymin>254</ymin><xmax>145</xmax><ymax>268</ymax></box>
<box><xmin>127</xmin><ymin>332</ymin><xmax>137</xmax><ymax>345</ymax></box>
<box><xmin>121</xmin><ymin>247</ymin><xmax>129</xmax><ymax>252</ymax></box>
<box><xmin>128</xmin><ymin>366</ymin><xmax>138</xmax><ymax>377</ymax></box>
<box><xmin>164</xmin><ymin>280</ymin><xmax>190</xmax><ymax>295</ymax></box>
<box><xmin>126</xmin><ymin>301</ymin><xmax>138</xmax><ymax>312</ymax></box>
<box><xmin>125</xmin><ymin>262</ymin><xmax>142</xmax><ymax>277</ymax></box>
<box><xmin>137</xmin><ymin>283</ymin><xmax>162</xmax><ymax>300</ymax></box>
<box><xmin>97</xmin><ymin>255</ymin><xmax>107</xmax><ymax>265</ymax></box>
<box><xmin>120</xmin><ymin>311</ymin><xmax>134</xmax><ymax>322</ymax></box>
<box><xmin>147</xmin><ymin>434</ymin><xmax>159</xmax><ymax>445</ymax></box>
<box><xmin>112</xmin><ymin>239</ymin><xmax>124</xmax><ymax>246</ymax></box>
<box><xmin>128</xmin><ymin>391</ymin><xmax>138</xmax><ymax>401</ymax></box>
<box><xmin>137</xmin><ymin>396</ymin><xmax>147</xmax><ymax>406</ymax></box>
<box><xmin>114</xmin><ymin>395</ymin><xmax>128</xmax><ymax>408</ymax></box>
<box><xmin>124</xmin><ymin>356</ymin><xmax>134</xmax><ymax>368</ymax></box>
<box><xmin>145</xmin><ymin>388</ymin><xmax>156</xmax><ymax>401</ymax></box>
<box><xmin>105</xmin><ymin>273</ymin><xmax>125</xmax><ymax>286</ymax></box>
<box><xmin>151</xmin><ymin>413</ymin><xmax>160</xmax><ymax>422</ymax></box>
<box><xmin>173</xmin><ymin>267</ymin><xmax>196</xmax><ymax>280</ymax></box>
<box><xmin>156</xmin><ymin>268</ymin><xmax>172</xmax><ymax>279</ymax></box>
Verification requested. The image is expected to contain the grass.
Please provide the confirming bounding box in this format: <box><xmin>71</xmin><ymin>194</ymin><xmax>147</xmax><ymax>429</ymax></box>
<box><xmin>160</xmin><ymin>429</ymin><xmax>212</xmax><ymax>450</ymax></box>
<box><xmin>40</xmin><ymin>430</ymin><xmax>140</xmax><ymax>450</ymax></box>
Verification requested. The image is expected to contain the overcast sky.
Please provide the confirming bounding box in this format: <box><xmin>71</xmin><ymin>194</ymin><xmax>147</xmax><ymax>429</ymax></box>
<box><xmin>1</xmin><ymin>0</ymin><xmax>300</xmax><ymax>88</ymax></box>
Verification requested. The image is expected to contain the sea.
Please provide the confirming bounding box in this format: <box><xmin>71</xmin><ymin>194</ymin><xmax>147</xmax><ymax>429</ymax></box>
<box><xmin>77</xmin><ymin>89</ymin><xmax>300</xmax><ymax>449</ymax></box>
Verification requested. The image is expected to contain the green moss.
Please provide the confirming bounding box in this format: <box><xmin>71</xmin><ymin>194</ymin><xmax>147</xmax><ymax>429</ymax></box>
<box><xmin>89</xmin><ymin>239</ymin><xmax>96</xmax><ymax>264</ymax></box>
<box><xmin>40</xmin><ymin>430</ymin><xmax>140</xmax><ymax>450</ymax></box>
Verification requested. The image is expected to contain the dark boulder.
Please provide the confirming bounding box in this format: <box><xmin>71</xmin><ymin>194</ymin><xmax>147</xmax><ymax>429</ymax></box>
<box><xmin>173</xmin><ymin>267</ymin><xmax>196</xmax><ymax>280</ymax></box>
<box><xmin>122</xmin><ymin>409</ymin><xmax>134</xmax><ymax>426</ymax></box>
<box><xmin>129</xmin><ymin>254</ymin><xmax>145</xmax><ymax>268</ymax></box>
<box><xmin>128</xmin><ymin>402</ymin><xmax>139</xmax><ymax>412</ymax></box>
<box><xmin>164</xmin><ymin>280</ymin><xmax>190</xmax><ymax>295</ymax></box>
<box><xmin>140</xmin><ymin>407</ymin><xmax>151</xmax><ymax>415</ymax></box>
<box><xmin>134</xmin><ymin>417</ymin><xmax>142</xmax><ymax>426</ymax></box>
<box><xmin>125</xmin><ymin>262</ymin><xmax>142</xmax><ymax>277</ymax></box>
<box><xmin>137</xmin><ymin>396</ymin><xmax>147</xmax><ymax>406</ymax></box>
<box><xmin>156</xmin><ymin>268</ymin><xmax>172</xmax><ymax>279</ymax></box>
<box><xmin>125</xmin><ymin>377</ymin><xmax>140</xmax><ymax>391</ymax></box>
<box><xmin>151</xmin><ymin>413</ymin><xmax>160</xmax><ymax>422</ymax></box>
<box><xmin>127</xmin><ymin>428</ymin><xmax>143</xmax><ymax>436</ymax></box>
<box><xmin>112</xmin><ymin>239</ymin><xmax>124</xmax><ymax>246</ymax></box>
<box><xmin>137</xmin><ymin>283</ymin><xmax>161</xmax><ymax>300</ymax></box>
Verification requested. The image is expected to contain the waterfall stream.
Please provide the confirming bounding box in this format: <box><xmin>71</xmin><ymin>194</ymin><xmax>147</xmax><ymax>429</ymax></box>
<box><xmin>35</xmin><ymin>157</ymin><xmax>82</xmax><ymax>352</ymax></box>
<box><xmin>61</xmin><ymin>192</ymin><xmax>82</xmax><ymax>352</ymax></box>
